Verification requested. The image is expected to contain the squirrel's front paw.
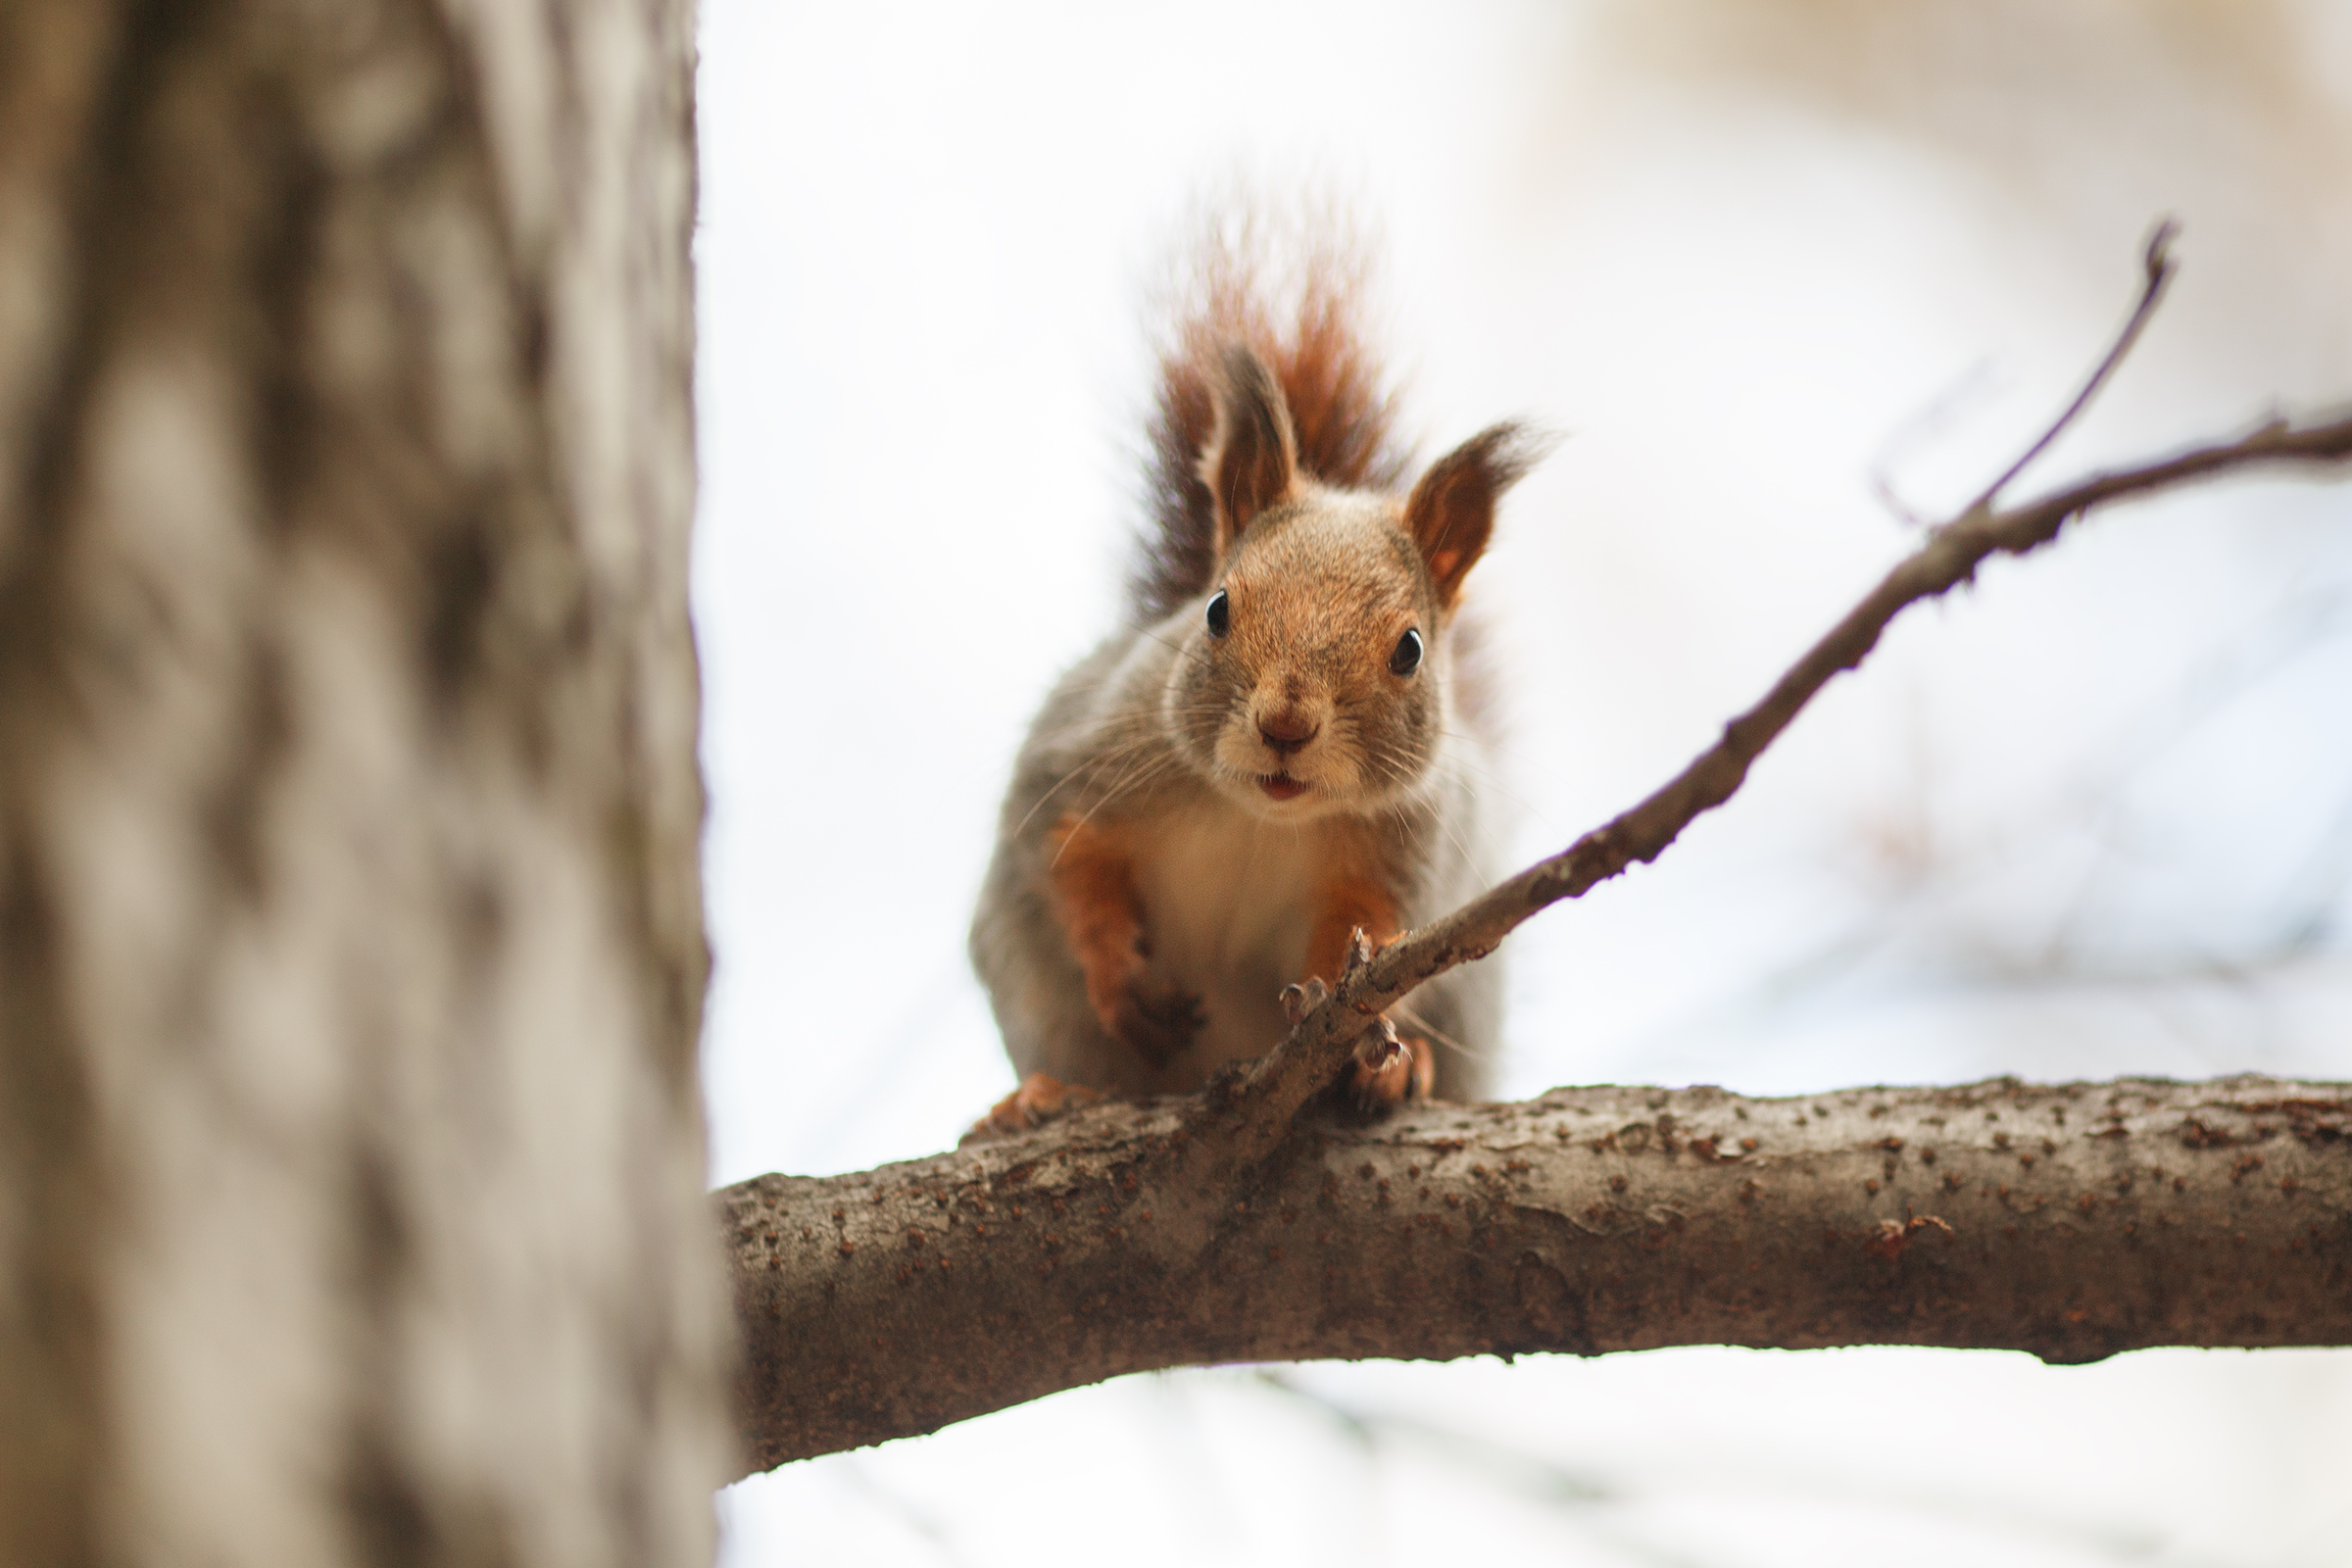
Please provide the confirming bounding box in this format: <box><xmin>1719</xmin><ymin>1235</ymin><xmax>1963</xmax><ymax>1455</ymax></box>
<box><xmin>1348</xmin><ymin>1028</ymin><xmax>1434</xmax><ymax>1112</ymax></box>
<box><xmin>1109</xmin><ymin>979</ymin><xmax>1203</xmax><ymax>1067</ymax></box>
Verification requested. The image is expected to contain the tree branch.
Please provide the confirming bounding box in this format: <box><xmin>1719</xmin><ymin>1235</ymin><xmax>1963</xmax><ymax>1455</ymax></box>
<box><xmin>1252</xmin><ymin>404</ymin><xmax>2352</xmax><ymax>1100</ymax></box>
<box><xmin>1234</xmin><ymin>226</ymin><xmax>2349</xmax><ymax>1143</ymax></box>
<box><xmin>724</xmin><ymin>1076</ymin><xmax>2352</xmax><ymax>1470</ymax></box>
<box><xmin>722</xmin><ymin>235</ymin><xmax>2352</xmax><ymax>1474</ymax></box>
<box><xmin>1966</xmin><ymin>217</ymin><xmax>2177</xmax><ymax>511</ymax></box>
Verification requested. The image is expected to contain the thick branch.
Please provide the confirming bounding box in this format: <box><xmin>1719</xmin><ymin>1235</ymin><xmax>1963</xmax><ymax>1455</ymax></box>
<box><xmin>724</xmin><ymin>1075</ymin><xmax>2352</xmax><ymax>1470</ymax></box>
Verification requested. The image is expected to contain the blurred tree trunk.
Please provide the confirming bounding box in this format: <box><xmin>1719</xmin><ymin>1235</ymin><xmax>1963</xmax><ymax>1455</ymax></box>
<box><xmin>0</xmin><ymin>2</ymin><xmax>729</xmax><ymax>1565</ymax></box>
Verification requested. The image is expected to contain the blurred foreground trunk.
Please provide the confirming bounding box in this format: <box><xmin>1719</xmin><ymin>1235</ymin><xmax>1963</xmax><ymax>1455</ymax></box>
<box><xmin>0</xmin><ymin>2</ymin><xmax>729</xmax><ymax>1564</ymax></box>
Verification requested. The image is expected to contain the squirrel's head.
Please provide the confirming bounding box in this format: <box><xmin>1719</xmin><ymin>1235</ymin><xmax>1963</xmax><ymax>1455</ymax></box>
<box><xmin>1164</xmin><ymin>344</ymin><xmax>1544</xmax><ymax>821</ymax></box>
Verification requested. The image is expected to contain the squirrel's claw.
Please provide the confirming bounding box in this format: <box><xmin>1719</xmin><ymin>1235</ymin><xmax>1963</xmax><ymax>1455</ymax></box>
<box><xmin>1350</xmin><ymin>1014</ymin><xmax>1403</xmax><ymax>1071</ymax></box>
<box><xmin>1347</xmin><ymin>1027</ymin><xmax>1433</xmax><ymax>1113</ymax></box>
<box><xmin>1279</xmin><ymin>977</ymin><xmax>1330</xmax><ymax>1025</ymax></box>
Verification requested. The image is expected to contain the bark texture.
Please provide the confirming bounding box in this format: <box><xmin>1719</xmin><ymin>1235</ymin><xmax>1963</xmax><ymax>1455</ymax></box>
<box><xmin>0</xmin><ymin>1</ymin><xmax>727</xmax><ymax>1564</ymax></box>
<box><xmin>724</xmin><ymin>1075</ymin><xmax>2352</xmax><ymax>1471</ymax></box>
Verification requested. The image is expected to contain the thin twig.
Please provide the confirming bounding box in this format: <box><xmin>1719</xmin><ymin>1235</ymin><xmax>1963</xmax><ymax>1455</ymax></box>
<box><xmin>1235</xmin><ymin>241</ymin><xmax>2351</xmax><ymax>1144</ymax></box>
<box><xmin>1967</xmin><ymin>218</ymin><xmax>2178</xmax><ymax>512</ymax></box>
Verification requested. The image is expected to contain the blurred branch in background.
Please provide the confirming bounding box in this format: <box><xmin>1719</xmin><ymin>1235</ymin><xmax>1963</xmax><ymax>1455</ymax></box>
<box><xmin>1250</xmin><ymin>1370</ymin><xmax>2166</xmax><ymax>1564</ymax></box>
<box><xmin>830</xmin><ymin>1460</ymin><xmax>974</xmax><ymax>1568</ymax></box>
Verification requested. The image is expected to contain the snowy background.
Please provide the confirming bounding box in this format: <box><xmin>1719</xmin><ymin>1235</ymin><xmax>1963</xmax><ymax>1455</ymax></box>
<box><xmin>693</xmin><ymin>3</ymin><xmax>2352</xmax><ymax>1563</ymax></box>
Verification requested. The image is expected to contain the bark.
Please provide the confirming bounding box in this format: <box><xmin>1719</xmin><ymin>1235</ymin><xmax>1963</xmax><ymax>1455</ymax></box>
<box><xmin>723</xmin><ymin>1075</ymin><xmax>2352</xmax><ymax>1472</ymax></box>
<box><xmin>0</xmin><ymin>2</ymin><xmax>727</xmax><ymax>1565</ymax></box>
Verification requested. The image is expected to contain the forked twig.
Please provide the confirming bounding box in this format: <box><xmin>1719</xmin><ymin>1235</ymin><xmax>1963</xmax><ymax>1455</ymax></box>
<box><xmin>1966</xmin><ymin>219</ymin><xmax>2179</xmax><ymax>512</ymax></box>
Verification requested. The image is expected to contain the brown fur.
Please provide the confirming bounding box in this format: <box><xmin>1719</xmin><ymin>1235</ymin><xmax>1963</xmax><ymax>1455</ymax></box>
<box><xmin>1405</xmin><ymin>423</ymin><xmax>1552</xmax><ymax>606</ymax></box>
<box><xmin>1202</xmin><ymin>343</ymin><xmax>1302</xmax><ymax>555</ymax></box>
<box><xmin>1303</xmin><ymin>843</ymin><xmax>1402</xmax><ymax>987</ymax></box>
<box><xmin>1307</xmin><ymin>859</ymin><xmax>1430</xmax><ymax>1104</ymax></box>
<box><xmin>1044</xmin><ymin>815</ymin><xmax>1145</xmax><ymax>1029</ymax></box>
<box><xmin>971</xmin><ymin>1074</ymin><xmax>1104</xmax><ymax>1140</ymax></box>
<box><xmin>1046</xmin><ymin>814</ymin><xmax>1200</xmax><ymax>1068</ymax></box>
<box><xmin>1299</xmin><ymin>851</ymin><xmax>1436</xmax><ymax>1107</ymax></box>
<box><xmin>1129</xmin><ymin>209</ymin><xmax>1414</xmax><ymax>626</ymax></box>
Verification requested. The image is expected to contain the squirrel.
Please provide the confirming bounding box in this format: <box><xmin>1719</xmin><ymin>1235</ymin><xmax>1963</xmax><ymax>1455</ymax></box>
<box><xmin>968</xmin><ymin>216</ymin><xmax>1545</xmax><ymax>1136</ymax></box>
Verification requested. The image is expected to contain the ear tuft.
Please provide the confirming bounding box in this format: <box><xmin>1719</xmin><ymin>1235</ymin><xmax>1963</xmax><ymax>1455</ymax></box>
<box><xmin>1200</xmin><ymin>343</ymin><xmax>1298</xmax><ymax>556</ymax></box>
<box><xmin>1402</xmin><ymin>421</ymin><xmax>1553</xmax><ymax>607</ymax></box>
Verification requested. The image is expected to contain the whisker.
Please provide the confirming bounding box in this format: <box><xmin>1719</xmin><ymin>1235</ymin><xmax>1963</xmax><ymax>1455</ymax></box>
<box><xmin>1427</xmin><ymin>749</ymin><xmax>1551</xmax><ymax>843</ymax></box>
<box><xmin>1389</xmin><ymin>998</ymin><xmax>1501</xmax><ymax>1067</ymax></box>
<box><xmin>1050</xmin><ymin>745</ymin><xmax>1190</xmax><ymax>860</ymax></box>
<box><xmin>1426</xmin><ymin>790</ymin><xmax>1481</xmax><ymax>873</ymax></box>
<box><xmin>1355</xmin><ymin>737</ymin><xmax>1482</xmax><ymax>874</ymax></box>
<box><xmin>1016</xmin><ymin>706</ymin><xmax>1226</xmax><ymax>756</ymax></box>
<box><xmin>1430</xmin><ymin>733</ymin><xmax>1543</xmax><ymax>804</ymax></box>
<box><xmin>1009</xmin><ymin>729</ymin><xmax>1172</xmax><ymax>840</ymax></box>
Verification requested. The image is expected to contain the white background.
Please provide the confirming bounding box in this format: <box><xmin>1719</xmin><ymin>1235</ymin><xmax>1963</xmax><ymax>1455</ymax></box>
<box><xmin>693</xmin><ymin>4</ymin><xmax>2352</xmax><ymax>1563</ymax></box>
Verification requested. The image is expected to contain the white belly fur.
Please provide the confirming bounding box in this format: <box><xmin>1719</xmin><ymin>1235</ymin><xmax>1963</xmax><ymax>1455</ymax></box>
<box><xmin>1129</xmin><ymin>800</ymin><xmax>1320</xmax><ymax>1067</ymax></box>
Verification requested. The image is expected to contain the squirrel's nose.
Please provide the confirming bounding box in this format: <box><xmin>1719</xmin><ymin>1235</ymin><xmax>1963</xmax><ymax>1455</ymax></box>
<box><xmin>1257</xmin><ymin>710</ymin><xmax>1319</xmax><ymax>758</ymax></box>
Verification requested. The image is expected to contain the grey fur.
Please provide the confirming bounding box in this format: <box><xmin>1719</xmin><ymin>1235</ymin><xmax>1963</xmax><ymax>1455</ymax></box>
<box><xmin>972</xmin><ymin>475</ymin><xmax>1515</xmax><ymax>1102</ymax></box>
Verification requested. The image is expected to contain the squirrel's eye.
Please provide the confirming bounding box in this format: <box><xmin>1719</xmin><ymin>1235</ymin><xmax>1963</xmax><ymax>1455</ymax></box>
<box><xmin>1389</xmin><ymin>627</ymin><xmax>1423</xmax><ymax>677</ymax></box>
<box><xmin>1205</xmin><ymin>589</ymin><xmax>1231</xmax><ymax>638</ymax></box>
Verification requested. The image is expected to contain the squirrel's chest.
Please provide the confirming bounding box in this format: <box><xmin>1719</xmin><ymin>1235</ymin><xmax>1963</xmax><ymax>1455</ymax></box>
<box><xmin>1128</xmin><ymin>806</ymin><xmax>1320</xmax><ymax>1056</ymax></box>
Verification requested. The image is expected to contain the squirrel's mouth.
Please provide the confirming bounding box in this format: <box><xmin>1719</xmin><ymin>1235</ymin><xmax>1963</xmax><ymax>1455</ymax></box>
<box><xmin>1256</xmin><ymin>773</ymin><xmax>1311</xmax><ymax>802</ymax></box>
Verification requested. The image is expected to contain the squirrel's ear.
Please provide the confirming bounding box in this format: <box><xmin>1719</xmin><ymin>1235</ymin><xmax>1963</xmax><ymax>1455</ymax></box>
<box><xmin>1403</xmin><ymin>421</ymin><xmax>1548</xmax><ymax>608</ymax></box>
<box><xmin>1200</xmin><ymin>343</ymin><xmax>1298</xmax><ymax>556</ymax></box>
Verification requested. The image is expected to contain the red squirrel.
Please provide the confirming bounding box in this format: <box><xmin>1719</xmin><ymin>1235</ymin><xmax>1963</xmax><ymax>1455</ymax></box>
<box><xmin>968</xmin><ymin>216</ymin><xmax>1544</xmax><ymax>1135</ymax></box>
